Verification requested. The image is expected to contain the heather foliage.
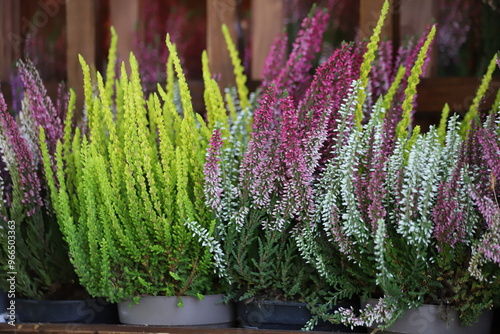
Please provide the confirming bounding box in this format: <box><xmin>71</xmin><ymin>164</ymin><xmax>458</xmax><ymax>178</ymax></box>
<box><xmin>197</xmin><ymin>1</ymin><xmax>441</xmax><ymax>310</ymax></box>
<box><xmin>292</xmin><ymin>2</ymin><xmax>500</xmax><ymax>329</ymax></box>
<box><xmin>193</xmin><ymin>8</ymin><xmax>341</xmax><ymax>302</ymax></box>
<box><xmin>41</xmin><ymin>31</ymin><xmax>251</xmax><ymax>303</ymax></box>
<box><xmin>261</xmin><ymin>6</ymin><xmax>330</xmax><ymax>100</ymax></box>
<box><xmin>0</xmin><ymin>61</ymin><xmax>76</xmax><ymax>299</ymax></box>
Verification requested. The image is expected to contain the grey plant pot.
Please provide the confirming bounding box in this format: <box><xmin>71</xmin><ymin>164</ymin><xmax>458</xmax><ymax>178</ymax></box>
<box><xmin>365</xmin><ymin>298</ymin><xmax>493</xmax><ymax>334</ymax></box>
<box><xmin>118</xmin><ymin>294</ymin><xmax>235</xmax><ymax>327</ymax></box>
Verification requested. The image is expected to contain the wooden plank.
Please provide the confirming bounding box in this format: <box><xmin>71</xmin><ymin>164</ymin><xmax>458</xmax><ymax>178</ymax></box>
<box><xmin>416</xmin><ymin>77</ymin><xmax>500</xmax><ymax>114</ymax></box>
<box><xmin>358</xmin><ymin>0</ymin><xmax>394</xmax><ymax>41</ymax></box>
<box><xmin>0</xmin><ymin>0</ymin><xmax>20</xmax><ymax>81</ymax></box>
<box><xmin>400</xmin><ymin>0</ymin><xmax>438</xmax><ymax>77</ymax></box>
<box><xmin>0</xmin><ymin>324</ymin><xmax>349</xmax><ymax>334</ymax></box>
<box><xmin>250</xmin><ymin>0</ymin><xmax>284</xmax><ymax>80</ymax></box>
<box><xmin>207</xmin><ymin>0</ymin><xmax>237</xmax><ymax>89</ymax></box>
<box><xmin>109</xmin><ymin>0</ymin><xmax>139</xmax><ymax>67</ymax></box>
<box><xmin>65</xmin><ymin>0</ymin><xmax>96</xmax><ymax>112</ymax></box>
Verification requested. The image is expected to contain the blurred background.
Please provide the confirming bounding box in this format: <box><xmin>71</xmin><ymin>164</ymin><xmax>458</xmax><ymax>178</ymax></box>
<box><xmin>1</xmin><ymin>0</ymin><xmax>500</xmax><ymax>129</ymax></box>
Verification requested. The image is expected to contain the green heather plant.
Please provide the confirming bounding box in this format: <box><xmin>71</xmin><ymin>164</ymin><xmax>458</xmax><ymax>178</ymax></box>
<box><xmin>294</xmin><ymin>2</ymin><xmax>500</xmax><ymax>330</ymax></box>
<box><xmin>40</xmin><ymin>29</ymin><xmax>252</xmax><ymax>303</ymax></box>
<box><xmin>0</xmin><ymin>61</ymin><xmax>79</xmax><ymax>300</ymax></box>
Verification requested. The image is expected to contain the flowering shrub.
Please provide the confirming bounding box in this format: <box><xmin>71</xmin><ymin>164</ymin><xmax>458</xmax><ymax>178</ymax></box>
<box><xmin>190</xmin><ymin>7</ymin><xmax>336</xmax><ymax>303</ymax></box>
<box><xmin>194</xmin><ymin>2</ymin><xmax>438</xmax><ymax>311</ymax></box>
<box><xmin>41</xmin><ymin>29</ymin><xmax>249</xmax><ymax>303</ymax></box>
<box><xmin>0</xmin><ymin>60</ymin><xmax>77</xmax><ymax>299</ymax></box>
<box><xmin>294</xmin><ymin>3</ymin><xmax>500</xmax><ymax>329</ymax></box>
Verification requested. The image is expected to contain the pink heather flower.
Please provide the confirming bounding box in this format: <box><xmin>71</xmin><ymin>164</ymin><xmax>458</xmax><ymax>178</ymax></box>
<box><xmin>393</xmin><ymin>25</ymin><xmax>436</xmax><ymax>112</ymax></box>
<box><xmin>334</xmin><ymin>296</ymin><xmax>398</xmax><ymax>328</ymax></box>
<box><xmin>475</xmin><ymin>212</ymin><xmax>500</xmax><ymax>266</ymax></box>
<box><xmin>272</xmin><ymin>93</ymin><xmax>315</xmax><ymax>226</ymax></box>
<box><xmin>370</xmin><ymin>40</ymin><xmax>394</xmax><ymax>100</ymax></box>
<box><xmin>262</xmin><ymin>32</ymin><xmax>288</xmax><ymax>88</ymax></box>
<box><xmin>478</xmin><ymin>123</ymin><xmax>500</xmax><ymax>185</ymax></box>
<box><xmin>0</xmin><ymin>92</ymin><xmax>43</xmax><ymax>216</ymax></box>
<box><xmin>239</xmin><ymin>86</ymin><xmax>281</xmax><ymax>209</ymax></box>
<box><xmin>461</xmin><ymin>120</ymin><xmax>500</xmax><ymax>254</ymax></box>
<box><xmin>433</xmin><ymin>149</ymin><xmax>467</xmax><ymax>250</ymax></box>
<box><xmin>18</xmin><ymin>60</ymin><xmax>63</xmax><ymax>156</ymax></box>
<box><xmin>55</xmin><ymin>82</ymin><xmax>70</xmax><ymax>123</ymax></box>
<box><xmin>297</xmin><ymin>43</ymin><xmax>363</xmax><ymax>167</ymax></box>
<box><xmin>204</xmin><ymin>129</ymin><xmax>224</xmax><ymax>213</ymax></box>
<box><xmin>327</xmin><ymin>203</ymin><xmax>353</xmax><ymax>256</ymax></box>
<box><xmin>270</xmin><ymin>8</ymin><xmax>330</xmax><ymax>100</ymax></box>
<box><xmin>362</xmin><ymin>128</ymin><xmax>388</xmax><ymax>234</ymax></box>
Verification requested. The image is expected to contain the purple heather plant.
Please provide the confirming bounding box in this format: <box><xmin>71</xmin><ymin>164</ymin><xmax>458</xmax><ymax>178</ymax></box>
<box><xmin>261</xmin><ymin>32</ymin><xmax>288</xmax><ymax>89</ymax></box>
<box><xmin>0</xmin><ymin>61</ymin><xmax>76</xmax><ymax>300</ymax></box>
<box><xmin>204</xmin><ymin>128</ymin><xmax>224</xmax><ymax>214</ymax></box>
<box><xmin>17</xmin><ymin>60</ymin><xmax>64</xmax><ymax>156</ymax></box>
<box><xmin>199</xmin><ymin>39</ymin><xmax>365</xmax><ymax>302</ymax></box>
<box><xmin>0</xmin><ymin>93</ymin><xmax>42</xmax><ymax>216</ymax></box>
<box><xmin>432</xmin><ymin>147</ymin><xmax>468</xmax><ymax>250</ymax></box>
<box><xmin>295</xmin><ymin>3</ymin><xmax>499</xmax><ymax>327</ymax></box>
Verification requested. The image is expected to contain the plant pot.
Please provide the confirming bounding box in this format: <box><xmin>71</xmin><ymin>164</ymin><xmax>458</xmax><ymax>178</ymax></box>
<box><xmin>0</xmin><ymin>289</ymin><xmax>7</xmax><ymax>323</ymax></box>
<box><xmin>237</xmin><ymin>299</ymin><xmax>363</xmax><ymax>332</ymax></box>
<box><xmin>117</xmin><ymin>294</ymin><xmax>235</xmax><ymax>327</ymax></box>
<box><xmin>0</xmin><ymin>289</ymin><xmax>7</xmax><ymax>312</ymax></box>
<box><xmin>365</xmin><ymin>298</ymin><xmax>493</xmax><ymax>334</ymax></box>
<box><xmin>15</xmin><ymin>298</ymin><xmax>119</xmax><ymax>324</ymax></box>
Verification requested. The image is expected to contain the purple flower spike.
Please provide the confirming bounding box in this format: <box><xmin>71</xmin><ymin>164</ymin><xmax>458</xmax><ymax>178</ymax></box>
<box><xmin>0</xmin><ymin>92</ymin><xmax>43</xmax><ymax>216</ymax></box>
<box><xmin>17</xmin><ymin>60</ymin><xmax>64</xmax><ymax>156</ymax></box>
<box><xmin>204</xmin><ymin>129</ymin><xmax>224</xmax><ymax>213</ymax></box>
<box><xmin>268</xmin><ymin>8</ymin><xmax>330</xmax><ymax>100</ymax></box>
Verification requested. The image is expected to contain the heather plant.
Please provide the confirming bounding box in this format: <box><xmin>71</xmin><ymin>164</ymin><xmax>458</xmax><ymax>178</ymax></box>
<box><xmin>261</xmin><ymin>6</ymin><xmax>330</xmax><ymax>101</ymax></box>
<box><xmin>188</xmin><ymin>9</ymin><xmax>348</xmax><ymax>303</ymax></box>
<box><xmin>0</xmin><ymin>60</ymin><xmax>78</xmax><ymax>300</ymax></box>
<box><xmin>192</xmin><ymin>1</ymin><xmax>437</xmax><ymax>310</ymax></box>
<box><xmin>294</xmin><ymin>12</ymin><xmax>500</xmax><ymax>330</ymax></box>
<box><xmin>41</xmin><ymin>30</ymin><xmax>251</xmax><ymax>303</ymax></box>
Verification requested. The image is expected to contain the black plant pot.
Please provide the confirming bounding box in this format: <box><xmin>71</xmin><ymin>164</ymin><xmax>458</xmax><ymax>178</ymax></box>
<box><xmin>15</xmin><ymin>298</ymin><xmax>119</xmax><ymax>324</ymax></box>
<box><xmin>237</xmin><ymin>299</ymin><xmax>365</xmax><ymax>332</ymax></box>
<box><xmin>491</xmin><ymin>308</ymin><xmax>500</xmax><ymax>334</ymax></box>
<box><xmin>0</xmin><ymin>289</ymin><xmax>7</xmax><ymax>313</ymax></box>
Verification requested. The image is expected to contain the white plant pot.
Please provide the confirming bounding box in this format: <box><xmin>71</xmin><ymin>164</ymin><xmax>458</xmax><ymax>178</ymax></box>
<box><xmin>118</xmin><ymin>294</ymin><xmax>234</xmax><ymax>327</ymax></box>
<box><xmin>365</xmin><ymin>298</ymin><xmax>493</xmax><ymax>334</ymax></box>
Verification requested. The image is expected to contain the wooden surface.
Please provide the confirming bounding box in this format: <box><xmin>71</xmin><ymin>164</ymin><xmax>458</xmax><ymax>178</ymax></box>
<box><xmin>400</xmin><ymin>0</ymin><xmax>438</xmax><ymax>77</ymax></box>
<box><xmin>359</xmin><ymin>0</ymin><xmax>395</xmax><ymax>40</ymax></box>
<box><xmin>109</xmin><ymin>0</ymin><xmax>140</xmax><ymax>68</ymax></box>
<box><xmin>0</xmin><ymin>324</ymin><xmax>354</xmax><ymax>334</ymax></box>
<box><xmin>0</xmin><ymin>0</ymin><xmax>20</xmax><ymax>81</ymax></box>
<box><xmin>250</xmin><ymin>0</ymin><xmax>284</xmax><ymax>80</ymax></box>
<box><xmin>416</xmin><ymin>76</ymin><xmax>499</xmax><ymax>114</ymax></box>
<box><xmin>66</xmin><ymin>0</ymin><xmax>96</xmax><ymax>111</ymax></box>
<box><xmin>207</xmin><ymin>0</ymin><xmax>237</xmax><ymax>89</ymax></box>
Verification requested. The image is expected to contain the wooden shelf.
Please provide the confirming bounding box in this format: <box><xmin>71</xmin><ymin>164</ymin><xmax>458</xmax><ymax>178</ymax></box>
<box><xmin>0</xmin><ymin>324</ymin><xmax>356</xmax><ymax>334</ymax></box>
